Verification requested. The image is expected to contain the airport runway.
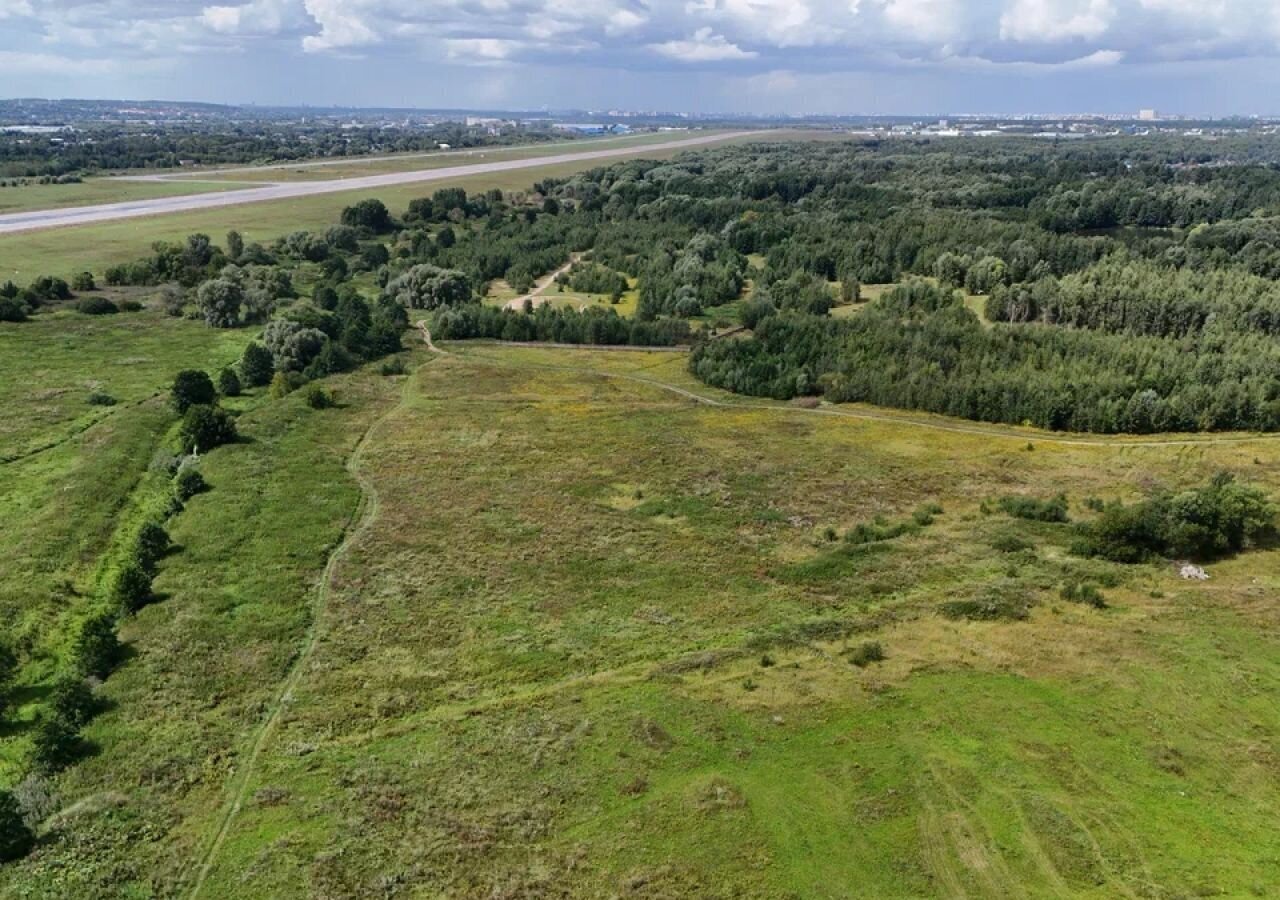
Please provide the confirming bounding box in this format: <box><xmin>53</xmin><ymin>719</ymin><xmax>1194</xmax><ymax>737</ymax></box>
<box><xmin>0</xmin><ymin>131</ymin><xmax>754</xmax><ymax>236</ymax></box>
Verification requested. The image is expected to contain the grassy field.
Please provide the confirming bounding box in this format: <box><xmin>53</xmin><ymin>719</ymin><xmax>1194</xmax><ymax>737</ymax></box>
<box><xmin>0</xmin><ymin>179</ymin><xmax>237</xmax><ymax>216</ymax></box>
<box><xmin>3</xmin><ymin>325</ymin><xmax>1278</xmax><ymax>896</ymax></box>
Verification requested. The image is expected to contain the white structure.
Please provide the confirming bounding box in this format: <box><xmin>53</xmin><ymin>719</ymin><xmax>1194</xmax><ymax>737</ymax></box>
<box><xmin>1139</xmin><ymin>109</ymin><xmax>1159</xmax><ymax>121</ymax></box>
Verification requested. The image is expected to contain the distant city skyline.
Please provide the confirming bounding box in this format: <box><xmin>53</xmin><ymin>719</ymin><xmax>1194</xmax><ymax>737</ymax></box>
<box><xmin>0</xmin><ymin>1</ymin><xmax>1276</xmax><ymax>117</ymax></box>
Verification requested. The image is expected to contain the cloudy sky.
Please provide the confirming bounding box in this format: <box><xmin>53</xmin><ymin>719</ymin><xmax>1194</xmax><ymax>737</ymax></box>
<box><xmin>0</xmin><ymin>0</ymin><xmax>1276</xmax><ymax>114</ymax></box>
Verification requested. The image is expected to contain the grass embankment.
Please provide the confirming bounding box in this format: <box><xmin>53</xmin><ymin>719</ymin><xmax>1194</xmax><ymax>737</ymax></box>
<box><xmin>5</xmin><ymin>337</ymin><xmax>1274</xmax><ymax>896</ymax></box>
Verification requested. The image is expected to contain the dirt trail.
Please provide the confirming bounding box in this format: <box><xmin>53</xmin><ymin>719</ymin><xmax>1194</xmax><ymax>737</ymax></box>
<box><xmin>503</xmin><ymin>255</ymin><xmax>582</xmax><ymax>311</ymax></box>
<box><xmin>186</xmin><ymin>374</ymin><xmax>416</xmax><ymax>898</ymax></box>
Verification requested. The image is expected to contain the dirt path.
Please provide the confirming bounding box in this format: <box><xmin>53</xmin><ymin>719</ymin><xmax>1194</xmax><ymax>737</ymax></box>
<box><xmin>503</xmin><ymin>255</ymin><xmax>582</xmax><ymax>311</ymax></box>
<box><xmin>0</xmin><ymin>132</ymin><xmax>754</xmax><ymax>236</ymax></box>
<box><xmin>186</xmin><ymin>374</ymin><xmax>416</xmax><ymax>898</ymax></box>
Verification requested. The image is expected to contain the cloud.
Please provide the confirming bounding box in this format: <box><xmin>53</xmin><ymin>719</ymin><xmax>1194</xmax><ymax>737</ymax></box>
<box><xmin>302</xmin><ymin>0</ymin><xmax>378</xmax><ymax>52</ymax></box>
<box><xmin>0</xmin><ymin>0</ymin><xmax>33</xmax><ymax>19</ymax></box>
<box><xmin>650</xmin><ymin>27</ymin><xmax>757</xmax><ymax>62</ymax></box>
<box><xmin>445</xmin><ymin>37</ymin><xmax>525</xmax><ymax>63</ymax></box>
<box><xmin>1000</xmin><ymin>0</ymin><xmax>1114</xmax><ymax>43</ymax></box>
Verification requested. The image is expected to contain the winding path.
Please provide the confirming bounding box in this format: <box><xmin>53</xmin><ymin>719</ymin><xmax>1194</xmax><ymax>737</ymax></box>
<box><xmin>186</xmin><ymin>373</ymin><xmax>415</xmax><ymax>898</ymax></box>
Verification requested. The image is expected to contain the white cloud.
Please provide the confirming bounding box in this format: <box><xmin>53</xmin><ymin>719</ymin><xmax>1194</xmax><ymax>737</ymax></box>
<box><xmin>302</xmin><ymin>0</ymin><xmax>378</xmax><ymax>52</ymax></box>
<box><xmin>446</xmin><ymin>37</ymin><xmax>524</xmax><ymax>62</ymax></box>
<box><xmin>650</xmin><ymin>27</ymin><xmax>757</xmax><ymax>61</ymax></box>
<box><xmin>0</xmin><ymin>0</ymin><xmax>33</xmax><ymax>19</ymax></box>
<box><xmin>1000</xmin><ymin>0</ymin><xmax>1114</xmax><ymax>43</ymax></box>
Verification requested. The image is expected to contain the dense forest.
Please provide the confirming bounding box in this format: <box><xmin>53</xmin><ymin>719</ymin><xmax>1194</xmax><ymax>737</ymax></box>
<box><xmin>13</xmin><ymin>134</ymin><xmax>1280</xmax><ymax>433</ymax></box>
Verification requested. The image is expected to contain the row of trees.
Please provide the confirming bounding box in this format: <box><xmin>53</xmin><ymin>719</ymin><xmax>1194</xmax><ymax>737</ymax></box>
<box><xmin>431</xmin><ymin>303</ymin><xmax>691</xmax><ymax>347</ymax></box>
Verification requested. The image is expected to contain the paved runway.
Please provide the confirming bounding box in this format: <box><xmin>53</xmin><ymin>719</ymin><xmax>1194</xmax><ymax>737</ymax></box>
<box><xmin>0</xmin><ymin>131</ymin><xmax>753</xmax><ymax>236</ymax></box>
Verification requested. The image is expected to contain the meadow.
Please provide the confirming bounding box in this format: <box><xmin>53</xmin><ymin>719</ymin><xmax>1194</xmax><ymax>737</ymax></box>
<box><xmin>3</xmin><ymin>321</ymin><xmax>1276</xmax><ymax>897</ymax></box>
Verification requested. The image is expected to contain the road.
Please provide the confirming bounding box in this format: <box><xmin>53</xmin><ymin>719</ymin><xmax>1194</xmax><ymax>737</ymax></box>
<box><xmin>0</xmin><ymin>132</ymin><xmax>754</xmax><ymax>236</ymax></box>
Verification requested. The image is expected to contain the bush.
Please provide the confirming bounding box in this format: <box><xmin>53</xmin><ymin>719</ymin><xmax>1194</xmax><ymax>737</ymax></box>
<box><xmin>0</xmin><ymin>792</ymin><xmax>34</xmax><ymax>862</ymax></box>
<box><xmin>239</xmin><ymin>342</ymin><xmax>274</xmax><ymax>387</ymax></box>
<box><xmin>87</xmin><ymin>391</ymin><xmax>116</xmax><ymax>407</ymax></box>
<box><xmin>177</xmin><ymin>404</ymin><xmax>238</xmax><ymax>454</ymax></box>
<box><xmin>71</xmin><ymin>272</ymin><xmax>96</xmax><ymax>292</ymax></box>
<box><xmin>75</xmin><ymin>296</ymin><xmax>118</xmax><ymax>316</ymax></box>
<box><xmin>110</xmin><ymin>560</ymin><xmax>152</xmax><ymax>613</ymax></box>
<box><xmin>304</xmin><ymin>384</ymin><xmax>335</xmax><ymax>409</ymax></box>
<box><xmin>118</xmin><ymin>299</ymin><xmax>143</xmax><ymax>312</ymax></box>
<box><xmin>1060</xmin><ymin>580</ymin><xmax>1107</xmax><ymax>609</ymax></box>
<box><xmin>379</xmin><ymin>357</ymin><xmax>406</xmax><ymax>376</ymax></box>
<box><xmin>217</xmin><ymin>366</ymin><xmax>241</xmax><ymax>397</ymax></box>
<box><xmin>989</xmin><ymin>532</ymin><xmax>1034</xmax><ymax>554</ymax></box>
<box><xmin>0</xmin><ymin>296</ymin><xmax>26</xmax><ymax>322</ymax></box>
<box><xmin>174</xmin><ymin>466</ymin><xmax>208</xmax><ymax>501</ymax></box>
<box><xmin>941</xmin><ymin>582</ymin><xmax>1033</xmax><ymax>621</ymax></box>
<box><xmin>29</xmin><ymin>714</ymin><xmax>82</xmax><ymax>774</ymax></box>
<box><xmin>1074</xmin><ymin>473</ymin><xmax>1275</xmax><ymax>563</ymax></box>
<box><xmin>171</xmin><ymin>370</ymin><xmax>216</xmax><ymax>414</ymax></box>
<box><xmin>998</xmin><ymin>494</ymin><xmax>1069</xmax><ymax>523</ymax></box>
<box><xmin>71</xmin><ymin>609</ymin><xmax>121</xmax><ymax>679</ymax></box>
<box><xmin>846</xmin><ymin>641</ymin><xmax>885</xmax><ymax>667</ymax></box>
<box><xmin>134</xmin><ymin>521</ymin><xmax>170</xmax><ymax>573</ymax></box>
<box><xmin>195</xmin><ymin>277</ymin><xmax>243</xmax><ymax>328</ymax></box>
<box><xmin>269</xmin><ymin>371</ymin><xmax>304</xmax><ymax>398</ymax></box>
<box><xmin>48</xmin><ymin>674</ymin><xmax>96</xmax><ymax>729</ymax></box>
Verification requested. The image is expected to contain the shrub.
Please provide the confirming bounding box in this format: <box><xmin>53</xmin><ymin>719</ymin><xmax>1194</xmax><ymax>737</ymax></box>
<box><xmin>174</xmin><ymin>466</ymin><xmax>208</xmax><ymax>501</ymax></box>
<box><xmin>110</xmin><ymin>560</ymin><xmax>152</xmax><ymax>613</ymax></box>
<box><xmin>177</xmin><ymin>404</ymin><xmax>238</xmax><ymax>454</ymax></box>
<box><xmin>304</xmin><ymin>384</ymin><xmax>335</xmax><ymax>409</ymax></box>
<box><xmin>48</xmin><ymin>674</ymin><xmax>96</xmax><ymax>729</ymax></box>
<box><xmin>217</xmin><ymin>366</ymin><xmax>242</xmax><ymax>397</ymax></box>
<box><xmin>1060</xmin><ymin>580</ymin><xmax>1107</xmax><ymax>609</ymax></box>
<box><xmin>134</xmin><ymin>521</ymin><xmax>170</xmax><ymax>573</ymax></box>
<box><xmin>87</xmin><ymin>391</ymin><xmax>116</xmax><ymax>407</ymax></box>
<box><xmin>0</xmin><ymin>296</ymin><xmax>26</xmax><ymax>322</ymax></box>
<box><xmin>379</xmin><ymin>357</ymin><xmax>406</xmax><ymax>376</ymax></box>
<box><xmin>171</xmin><ymin>369</ymin><xmax>216</xmax><ymax>414</ymax></box>
<box><xmin>0</xmin><ymin>792</ymin><xmax>34</xmax><ymax>862</ymax></box>
<box><xmin>1075</xmin><ymin>473</ymin><xmax>1275</xmax><ymax>563</ymax></box>
<box><xmin>71</xmin><ymin>609</ymin><xmax>121</xmax><ymax>678</ymax></box>
<box><xmin>29</xmin><ymin>714</ymin><xmax>82</xmax><ymax>774</ymax></box>
<box><xmin>239</xmin><ymin>342</ymin><xmax>275</xmax><ymax>387</ymax></box>
<box><xmin>118</xmin><ymin>299</ymin><xmax>143</xmax><ymax>312</ymax></box>
<box><xmin>846</xmin><ymin>641</ymin><xmax>885</xmax><ymax>667</ymax></box>
<box><xmin>941</xmin><ymin>582</ymin><xmax>1033</xmax><ymax>621</ymax></box>
<box><xmin>998</xmin><ymin>494</ymin><xmax>1069</xmax><ymax>523</ymax></box>
<box><xmin>989</xmin><ymin>532</ymin><xmax>1034</xmax><ymax>554</ymax></box>
<box><xmin>76</xmin><ymin>296</ymin><xmax>118</xmax><ymax>316</ymax></box>
<box><xmin>71</xmin><ymin>272</ymin><xmax>95</xmax><ymax>292</ymax></box>
<box><xmin>269</xmin><ymin>371</ymin><xmax>303</xmax><ymax>398</ymax></box>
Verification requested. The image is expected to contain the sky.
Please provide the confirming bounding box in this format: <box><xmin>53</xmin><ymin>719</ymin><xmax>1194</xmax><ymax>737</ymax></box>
<box><xmin>0</xmin><ymin>0</ymin><xmax>1277</xmax><ymax>115</ymax></box>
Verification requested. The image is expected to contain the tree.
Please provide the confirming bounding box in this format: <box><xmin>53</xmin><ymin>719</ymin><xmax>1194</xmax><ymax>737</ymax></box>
<box><xmin>341</xmin><ymin>198</ymin><xmax>394</xmax><ymax>233</ymax></box>
<box><xmin>217</xmin><ymin>366</ymin><xmax>241</xmax><ymax>397</ymax></box>
<box><xmin>48</xmin><ymin>674</ymin><xmax>96</xmax><ymax>729</ymax></box>
<box><xmin>384</xmin><ymin>264</ymin><xmax>472</xmax><ymax>310</ymax></box>
<box><xmin>239</xmin><ymin>342</ymin><xmax>274</xmax><ymax>387</ymax></box>
<box><xmin>0</xmin><ymin>792</ymin><xmax>33</xmax><ymax>862</ymax></box>
<box><xmin>135</xmin><ymin>521</ymin><xmax>170</xmax><ymax>573</ymax></box>
<box><xmin>226</xmin><ymin>229</ymin><xmax>244</xmax><ymax>261</ymax></box>
<box><xmin>110</xmin><ymin>561</ymin><xmax>152</xmax><ymax>613</ymax></box>
<box><xmin>171</xmin><ymin>370</ymin><xmax>216</xmax><ymax>414</ymax></box>
<box><xmin>177</xmin><ymin>404</ymin><xmax>238</xmax><ymax>454</ymax></box>
<box><xmin>262</xmin><ymin>320</ymin><xmax>329</xmax><ymax>372</ymax></box>
<box><xmin>72</xmin><ymin>609</ymin><xmax>121</xmax><ymax>679</ymax></box>
<box><xmin>30</xmin><ymin>714</ymin><xmax>81</xmax><ymax>773</ymax></box>
<box><xmin>71</xmin><ymin>271</ymin><xmax>95</xmax><ymax>292</ymax></box>
<box><xmin>196</xmin><ymin>277</ymin><xmax>243</xmax><ymax>328</ymax></box>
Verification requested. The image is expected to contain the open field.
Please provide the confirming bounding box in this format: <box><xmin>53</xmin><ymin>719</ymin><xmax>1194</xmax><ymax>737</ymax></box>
<box><xmin>0</xmin><ymin>180</ymin><xmax>238</xmax><ymax>216</ymax></box>
<box><xmin>3</xmin><ymin>326</ymin><xmax>1278</xmax><ymax>897</ymax></box>
<box><xmin>0</xmin><ymin>133</ymin><xmax>769</xmax><ymax>281</ymax></box>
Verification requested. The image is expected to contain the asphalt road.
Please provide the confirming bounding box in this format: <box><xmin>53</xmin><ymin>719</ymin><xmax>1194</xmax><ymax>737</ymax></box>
<box><xmin>0</xmin><ymin>131</ymin><xmax>754</xmax><ymax>236</ymax></box>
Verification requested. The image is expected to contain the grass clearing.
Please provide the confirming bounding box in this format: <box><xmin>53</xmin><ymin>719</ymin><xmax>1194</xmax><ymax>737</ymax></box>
<box><xmin>5</xmin><ymin>335</ymin><xmax>1276</xmax><ymax>896</ymax></box>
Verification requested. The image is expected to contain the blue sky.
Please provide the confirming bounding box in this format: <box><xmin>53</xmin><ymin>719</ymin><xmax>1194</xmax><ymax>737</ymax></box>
<box><xmin>0</xmin><ymin>0</ymin><xmax>1276</xmax><ymax>115</ymax></box>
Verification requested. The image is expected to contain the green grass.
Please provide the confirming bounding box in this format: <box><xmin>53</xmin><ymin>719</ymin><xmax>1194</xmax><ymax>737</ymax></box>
<box><xmin>4</xmin><ymin>337</ymin><xmax>1277</xmax><ymax>896</ymax></box>
<box><xmin>0</xmin><ymin>179</ymin><xmax>236</xmax><ymax>216</ymax></box>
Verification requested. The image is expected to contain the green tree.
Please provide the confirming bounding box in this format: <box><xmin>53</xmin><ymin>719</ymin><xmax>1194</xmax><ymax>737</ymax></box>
<box><xmin>226</xmin><ymin>229</ymin><xmax>244</xmax><ymax>261</ymax></box>
<box><xmin>217</xmin><ymin>366</ymin><xmax>241</xmax><ymax>397</ymax></box>
<box><xmin>384</xmin><ymin>264</ymin><xmax>472</xmax><ymax>310</ymax></box>
<box><xmin>71</xmin><ymin>609</ymin><xmax>121</xmax><ymax>679</ymax></box>
<box><xmin>195</xmin><ymin>277</ymin><xmax>243</xmax><ymax>328</ymax></box>
<box><xmin>177</xmin><ymin>405</ymin><xmax>238</xmax><ymax>454</ymax></box>
<box><xmin>238</xmin><ymin>342</ymin><xmax>274</xmax><ymax>387</ymax></box>
<box><xmin>171</xmin><ymin>370</ymin><xmax>216</xmax><ymax>414</ymax></box>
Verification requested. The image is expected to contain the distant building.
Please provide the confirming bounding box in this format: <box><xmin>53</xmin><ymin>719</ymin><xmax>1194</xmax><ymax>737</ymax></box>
<box><xmin>1139</xmin><ymin>109</ymin><xmax>1159</xmax><ymax>121</ymax></box>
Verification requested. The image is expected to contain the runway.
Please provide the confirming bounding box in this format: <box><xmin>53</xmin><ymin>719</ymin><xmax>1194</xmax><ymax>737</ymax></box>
<box><xmin>0</xmin><ymin>131</ymin><xmax>754</xmax><ymax>236</ymax></box>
